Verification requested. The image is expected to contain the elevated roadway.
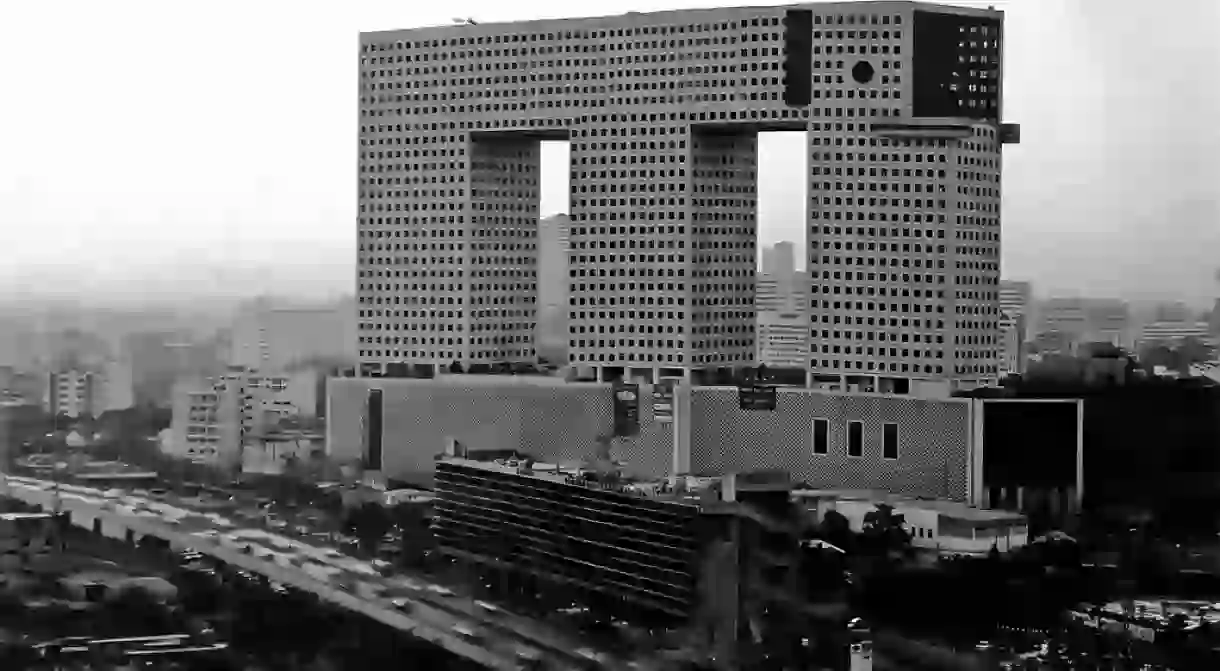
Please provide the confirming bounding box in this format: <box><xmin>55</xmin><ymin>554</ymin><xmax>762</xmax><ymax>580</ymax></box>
<box><xmin>0</xmin><ymin>474</ymin><xmax>626</xmax><ymax>671</ymax></box>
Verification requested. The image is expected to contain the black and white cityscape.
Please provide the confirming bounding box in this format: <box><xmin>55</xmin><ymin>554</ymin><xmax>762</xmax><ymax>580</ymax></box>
<box><xmin>2</xmin><ymin>1</ymin><xmax>1220</xmax><ymax>670</ymax></box>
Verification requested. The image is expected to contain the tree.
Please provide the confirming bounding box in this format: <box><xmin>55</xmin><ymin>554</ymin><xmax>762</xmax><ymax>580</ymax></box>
<box><xmin>346</xmin><ymin>502</ymin><xmax>392</xmax><ymax>555</ymax></box>
<box><xmin>582</xmin><ymin>434</ymin><xmax>621</xmax><ymax>485</ymax></box>
<box><xmin>816</xmin><ymin>509</ymin><xmax>855</xmax><ymax>554</ymax></box>
<box><xmin>861</xmin><ymin>504</ymin><xmax>911</xmax><ymax>558</ymax></box>
<box><xmin>391</xmin><ymin>503</ymin><xmax>434</xmax><ymax>568</ymax></box>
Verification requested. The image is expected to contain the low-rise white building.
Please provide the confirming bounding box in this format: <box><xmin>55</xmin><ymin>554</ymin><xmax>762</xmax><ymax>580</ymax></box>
<box><xmin>796</xmin><ymin>489</ymin><xmax>1029</xmax><ymax>556</ymax></box>
<box><xmin>169</xmin><ymin>367</ymin><xmax>320</xmax><ymax>470</ymax></box>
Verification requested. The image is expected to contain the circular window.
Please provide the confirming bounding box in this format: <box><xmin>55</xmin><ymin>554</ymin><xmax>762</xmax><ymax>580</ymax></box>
<box><xmin>851</xmin><ymin>61</ymin><xmax>876</xmax><ymax>84</ymax></box>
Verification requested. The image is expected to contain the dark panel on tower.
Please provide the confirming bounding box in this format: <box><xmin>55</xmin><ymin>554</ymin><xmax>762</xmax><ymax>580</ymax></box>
<box><xmin>912</xmin><ymin>10</ymin><xmax>1002</xmax><ymax>121</ymax></box>
<box><xmin>365</xmin><ymin>388</ymin><xmax>384</xmax><ymax>471</ymax></box>
<box><xmin>782</xmin><ymin>9</ymin><xmax>813</xmax><ymax>107</ymax></box>
<box><xmin>982</xmin><ymin>400</ymin><xmax>1078</xmax><ymax>489</ymax></box>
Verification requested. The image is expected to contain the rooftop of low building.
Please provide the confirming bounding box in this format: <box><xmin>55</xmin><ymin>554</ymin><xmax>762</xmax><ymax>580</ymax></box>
<box><xmin>793</xmin><ymin>488</ymin><xmax>1026</xmax><ymax>523</ymax></box>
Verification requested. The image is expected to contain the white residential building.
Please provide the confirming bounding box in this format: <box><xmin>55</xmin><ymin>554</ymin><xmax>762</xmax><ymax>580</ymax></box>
<box><xmin>168</xmin><ymin>368</ymin><xmax>320</xmax><ymax>469</ymax></box>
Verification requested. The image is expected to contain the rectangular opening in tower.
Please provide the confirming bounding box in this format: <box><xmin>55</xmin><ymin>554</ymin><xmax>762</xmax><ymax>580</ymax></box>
<box><xmin>756</xmin><ymin>130</ymin><xmax>810</xmax><ymax>379</ymax></box>
<box><xmin>538</xmin><ymin>139</ymin><xmax>571</xmax><ymax>367</ymax></box>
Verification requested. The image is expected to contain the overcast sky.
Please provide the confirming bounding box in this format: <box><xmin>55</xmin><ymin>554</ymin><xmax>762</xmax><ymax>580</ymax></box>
<box><xmin>0</xmin><ymin>0</ymin><xmax>1217</xmax><ymax>305</ymax></box>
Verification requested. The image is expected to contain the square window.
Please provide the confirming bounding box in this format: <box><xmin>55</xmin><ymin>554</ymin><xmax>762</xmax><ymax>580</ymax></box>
<box><xmin>882</xmin><ymin>422</ymin><xmax>900</xmax><ymax>459</ymax></box>
<box><xmin>812</xmin><ymin>418</ymin><xmax>830</xmax><ymax>455</ymax></box>
<box><xmin>847</xmin><ymin>420</ymin><xmax>864</xmax><ymax>457</ymax></box>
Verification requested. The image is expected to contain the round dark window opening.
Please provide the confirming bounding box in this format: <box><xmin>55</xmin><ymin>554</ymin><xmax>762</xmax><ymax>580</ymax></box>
<box><xmin>851</xmin><ymin>61</ymin><xmax>876</xmax><ymax>84</ymax></box>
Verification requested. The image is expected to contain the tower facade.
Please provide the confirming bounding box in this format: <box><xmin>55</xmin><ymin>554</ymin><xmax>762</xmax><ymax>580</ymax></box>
<box><xmin>358</xmin><ymin>1</ymin><xmax>1013</xmax><ymax>389</ymax></box>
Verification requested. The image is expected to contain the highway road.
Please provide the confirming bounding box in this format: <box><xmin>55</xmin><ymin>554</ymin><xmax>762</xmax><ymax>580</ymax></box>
<box><xmin>0</xmin><ymin>474</ymin><xmax>635</xmax><ymax>671</ymax></box>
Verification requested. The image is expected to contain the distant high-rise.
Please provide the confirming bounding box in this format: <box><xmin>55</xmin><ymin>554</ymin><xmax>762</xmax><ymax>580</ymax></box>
<box><xmin>761</xmin><ymin>241</ymin><xmax>796</xmax><ymax>278</ymax></box>
<box><xmin>757</xmin><ymin>311</ymin><xmax>808</xmax><ymax>368</ymax></box>
<box><xmin>537</xmin><ymin>215</ymin><xmax>571</xmax><ymax>352</ymax></box>
<box><xmin>124</xmin><ymin>331</ymin><xmax>223</xmax><ymax>407</ymax></box>
<box><xmin>1040</xmin><ymin>298</ymin><xmax>1131</xmax><ymax>351</ymax></box>
<box><xmin>230</xmin><ymin>299</ymin><xmax>354</xmax><ymax>372</ymax></box>
<box><xmin>1153</xmin><ymin>301</ymin><xmax>1192</xmax><ymax>324</ymax></box>
<box><xmin>358</xmin><ymin>2</ymin><xmax>1013</xmax><ymax>390</ymax></box>
<box><xmin>755</xmin><ymin>271</ymin><xmax>807</xmax><ymax>315</ymax></box>
<box><xmin>999</xmin><ymin>281</ymin><xmax>1032</xmax><ymax>323</ymax></box>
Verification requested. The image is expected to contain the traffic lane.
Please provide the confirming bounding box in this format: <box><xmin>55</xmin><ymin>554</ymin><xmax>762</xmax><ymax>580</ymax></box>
<box><xmin>165</xmin><ymin>496</ymin><xmax>608</xmax><ymax>668</ymax></box>
<box><xmin>173</xmin><ymin>527</ymin><xmax>534</xmax><ymax>668</ymax></box>
<box><xmin>5</xmin><ymin>481</ymin><xmax>512</xmax><ymax>667</ymax></box>
<box><xmin>24</xmin><ymin>482</ymin><xmax>581</xmax><ymax>669</ymax></box>
<box><xmin>183</xmin><ymin>524</ymin><xmax>550</xmax><ymax>667</ymax></box>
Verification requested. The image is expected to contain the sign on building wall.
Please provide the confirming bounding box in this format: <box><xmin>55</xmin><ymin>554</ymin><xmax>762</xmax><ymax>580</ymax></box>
<box><xmin>652</xmin><ymin>380</ymin><xmax>676</xmax><ymax>422</ymax></box>
<box><xmin>613</xmin><ymin>383</ymin><xmax>640</xmax><ymax>437</ymax></box>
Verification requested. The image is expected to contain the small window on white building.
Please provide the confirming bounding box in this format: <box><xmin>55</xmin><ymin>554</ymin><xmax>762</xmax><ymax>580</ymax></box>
<box><xmin>812</xmin><ymin>418</ymin><xmax>830</xmax><ymax>455</ymax></box>
<box><xmin>882</xmin><ymin>422</ymin><xmax>900</xmax><ymax>460</ymax></box>
<box><xmin>847</xmin><ymin>420</ymin><xmax>864</xmax><ymax>457</ymax></box>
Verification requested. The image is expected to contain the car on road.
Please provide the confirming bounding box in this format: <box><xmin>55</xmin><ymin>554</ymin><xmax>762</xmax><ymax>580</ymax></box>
<box><xmin>514</xmin><ymin>646</ymin><xmax>544</xmax><ymax>670</ymax></box>
<box><xmin>576</xmin><ymin>648</ymin><xmax>607</xmax><ymax>663</ymax></box>
<box><xmin>390</xmin><ymin>597</ymin><xmax>414</xmax><ymax>612</ymax></box>
<box><xmin>453</xmin><ymin>624</ymin><xmax>482</xmax><ymax>641</ymax></box>
<box><xmin>475</xmin><ymin>600</ymin><xmax>501</xmax><ymax>613</ymax></box>
<box><xmin>427</xmin><ymin>584</ymin><xmax>455</xmax><ymax>597</ymax></box>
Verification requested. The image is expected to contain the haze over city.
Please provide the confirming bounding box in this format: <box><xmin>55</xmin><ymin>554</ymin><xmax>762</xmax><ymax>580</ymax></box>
<box><xmin>1</xmin><ymin>0</ymin><xmax>1218</xmax><ymax>306</ymax></box>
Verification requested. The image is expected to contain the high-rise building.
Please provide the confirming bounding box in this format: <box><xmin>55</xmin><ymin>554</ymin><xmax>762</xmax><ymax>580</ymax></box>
<box><xmin>757</xmin><ymin>242</ymin><xmax>805</xmax><ymax>315</ymax></box>
<box><xmin>1040</xmin><ymin>298</ymin><xmax>1131</xmax><ymax>351</ymax></box>
<box><xmin>998</xmin><ymin>280</ymin><xmax>1032</xmax><ymax>375</ymax></box>
<box><xmin>755</xmin><ymin>270</ymin><xmax>808</xmax><ymax>314</ymax></box>
<box><xmin>999</xmin><ymin>280</ymin><xmax>1032</xmax><ymax>330</ymax></box>
<box><xmin>358</xmin><ymin>2</ymin><xmax>1013</xmax><ymax>391</ymax></box>
<box><xmin>230</xmin><ymin>300</ymin><xmax>355</xmax><ymax>372</ymax></box>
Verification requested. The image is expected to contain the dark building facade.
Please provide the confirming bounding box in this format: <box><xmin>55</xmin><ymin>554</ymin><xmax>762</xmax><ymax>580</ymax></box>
<box><xmin>968</xmin><ymin>381</ymin><xmax>1220</xmax><ymax>533</ymax></box>
<box><xmin>978</xmin><ymin>398</ymin><xmax>1081</xmax><ymax>515</ymax></box>
<box><xmin>434</xmin><ymin>458</ymin><xmax>702</xmax><ymax>617</ymax></box>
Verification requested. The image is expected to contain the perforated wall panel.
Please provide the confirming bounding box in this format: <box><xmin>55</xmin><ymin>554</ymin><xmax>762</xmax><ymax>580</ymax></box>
<box><xmin>689</xmin><ymin>387</ymin><xmax>972</xmax><ymax>501</ymax></box>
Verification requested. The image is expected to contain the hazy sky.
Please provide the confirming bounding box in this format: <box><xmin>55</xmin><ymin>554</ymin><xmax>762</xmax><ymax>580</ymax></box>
<box><xmin>1</xmin><ymin>0</ymin><xmax>1217</xmax><ymax>305</ymax></box>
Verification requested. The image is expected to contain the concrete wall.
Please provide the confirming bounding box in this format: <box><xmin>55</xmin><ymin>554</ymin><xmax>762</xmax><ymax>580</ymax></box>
<box><xmin>327</xmin><ymin>377</ymin><xmax>673</xmax><ymax>485</ymax></box>
<box><xmin>327</xmin><ymin>378</ymin><xmax>976</xmax><ymax>500</ymax></box>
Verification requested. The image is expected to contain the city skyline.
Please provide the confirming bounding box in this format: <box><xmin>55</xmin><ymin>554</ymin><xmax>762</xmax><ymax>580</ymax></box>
<box><xmin>1</xmin><ymin>0</ymin><xmax>1218</xmax><ymax>308</ymax></box>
